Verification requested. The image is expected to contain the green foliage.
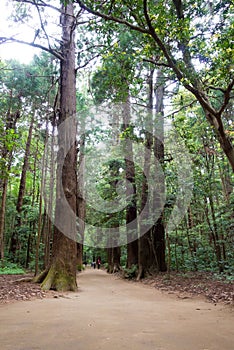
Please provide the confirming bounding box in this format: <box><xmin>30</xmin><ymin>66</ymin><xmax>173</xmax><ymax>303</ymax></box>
<box><xmin>164</xmin><ymin>92</ymin><xmax>234</xmax><ymax>275</ymax></box>
<box><xmin>123</xmin><ymin>264</ymin><xmax>138</xmax><ymax>279</ymax></box>
<box><xmin>91</xmin><ymin>30</ymin><xmax>141</xmax><ymax>104</ymax></box>
<box><xmin>77</xmin><ymin>264</ymin><xmax>85</xmax><ymax>271</ymax></box>
<box><xmin>213</xmin><ymin>272</ymin><xmax>234</xmax><ymax>283</ymax></box>
<box><xmin>0</xmin><ymin>261</ymin><xmax>25</xmax><ymax>275</ymax></box>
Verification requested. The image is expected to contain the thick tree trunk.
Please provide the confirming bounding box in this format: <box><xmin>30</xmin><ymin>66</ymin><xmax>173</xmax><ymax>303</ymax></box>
<box><xmin>151</xmin><ymin>217</ymin><xmax>167</xmax><ymax>272</ymax></box>
<box><xmin>112</xmin><ymin>246</ymin><xmax>121</xmax><ymax>272</ymax></box>
<box><xmin>107</xmin><ymin>109</ymin><xmax>121</xmax><ymax>274</ymax></box>
<box><xmin>137</xmin><ymin>69</ymin><xmax>154</xmax><ymax>280</ymax></box>
<box><xmin>122</xmin><ymin>95</ymin><xmax>138</xmax><ymax>268</ymax></box>
<box><xmin>77</xmin><ymin>131</ymin><xmax>86</xmax><ymax>267</ymax></box>
<box><xmin>219</xmin><ymin>162</ymin><xmax>233</xmax><ymax>203</ymax></box>
<box><xmin>214</xmin><ymin>126</ymin><xmax>234</xmax><ymax>172</ymax></box>
<box><xmin>151</xmin><ymin>69</ymin><xmax>167</xmax><ymax>272</ymax></box>
<box><xmin>41</xmin><ymin>3</ymin><xmax>78</xmax><ymax>291</ymax></box>
<box><xmin>107</xmin><ymin>247</ymin><xmax>113</xmax><ymax>273</ymax></box>
<box><xmin>44</xmin><ymin>122</ymin><xmax>56</xmax><ymax>268</ymax></box>
<box><xmin>138</xmin><ymin>69</ymin><xmax>167</xmax><ymax>278</ymax></box>
<box><xmin>77</xmin><ymin>242</ymin><xmax>83</xmax><ymax>268</ymax></box>
<box><xmin>107</xmin><ymin>234</ymin><xmax>121</xmax><ymax>273</ymax></box>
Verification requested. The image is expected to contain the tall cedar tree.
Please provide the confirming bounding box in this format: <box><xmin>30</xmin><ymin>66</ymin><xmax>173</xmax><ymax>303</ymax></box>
<box><xmin>40</xmin><ymin>3</ymin><xmax>78</xmax><ymax>291</ymax></box>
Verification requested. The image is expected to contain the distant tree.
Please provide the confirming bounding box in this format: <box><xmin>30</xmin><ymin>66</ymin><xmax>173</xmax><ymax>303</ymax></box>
<box><xmin>0</xmin><ymin>85</ymin><xmax>20</xmax><ymax>260</ymax></box>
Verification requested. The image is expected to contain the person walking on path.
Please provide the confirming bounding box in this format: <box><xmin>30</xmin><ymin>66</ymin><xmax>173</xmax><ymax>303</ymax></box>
<box><xmin>97</xmin><ymin>257</ymin><xmax>101</xmax><ymax>269</ymax></box>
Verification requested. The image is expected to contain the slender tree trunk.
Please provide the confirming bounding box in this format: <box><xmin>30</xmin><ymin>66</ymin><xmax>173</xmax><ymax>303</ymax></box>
<box><xmin>40</xmin><ymin>3</ymin><xmax>78</xmax><ymax>291</ymax></box>
<box><xmin>26</xmin><ymin>136</ymin><xmax>40</xmax><ymax>269</ymax></box>
<box><xmin>203</xmin><ymin>150</ymin><xmax>224</xmax><ymax>273</ymax></box>
<box><xmin>106</xmin><ymin>215</ymin><xmax>121</xmax><ymax>273</ymax></box>
<box><xmin>16</xmin><ymin>115</ymin><xmax>34</xmax><ymax>214</ymax></box>
<box><xmin>107</xmin><ymin>246</ymin><xmax>113</xmax><ymax>273</ymax></box>
<box><xmin>35</xmin><ymin>133</ymin><xmax>47</xmax><ymax>275</ymax></box>
<box><xmin>9</xmin><ymin>114</ymin><xmax>34</xmax><ymax>259</ymax></box>
<box><xmin>209</xmin><ymin>195</ymin><xmax>223</xmax><ymax>273</ymax></box>
<box><xmin>0</xmin><ymin>106</ymin><xmax>20</xmax><ymax>261</ymax></box>
<box><xmin>218</xmin><ymin>160</ymin><xmax>231</xmax><ymax>265</ymax></box>
<box><xmin>185</xmin><ymin>216</ymin><xmax>198</xmax><ymax>271</ymax></box>
<box><xmin>0</xmin><ymin>179</ymin><xmax>8</xmax><ymax>261</ymax></box>
<box><xmin>174</xmin><ymin>228</ymin><xmax>179</xmax><ymax>272</ymax></box>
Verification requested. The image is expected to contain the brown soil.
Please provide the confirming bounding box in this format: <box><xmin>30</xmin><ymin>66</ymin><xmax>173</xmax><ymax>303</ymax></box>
<box><xmin>141</xmin><ymin>271</ymin><xmax>234</xmax><ymax>305</ymax></box>
<box><xmin>0</xmin><ymin>270</ymin><xmax>233</xmax><ymax>305</ymax></box>
<box><xmin>0</xmin><ymin>268</ymin><xmax>233</xmax><ymax>350</ymax></box>
<box><xmin>0</xmin><ymin>274</ymin><xmax>46</xmax><ymax>303</ymax></box>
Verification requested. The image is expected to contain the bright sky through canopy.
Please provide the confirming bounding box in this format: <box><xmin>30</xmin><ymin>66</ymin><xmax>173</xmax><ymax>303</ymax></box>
<box><xmin>0</xmin><ymin>0</ymin><xmax>44</xmax><ymax>63</ymax></box>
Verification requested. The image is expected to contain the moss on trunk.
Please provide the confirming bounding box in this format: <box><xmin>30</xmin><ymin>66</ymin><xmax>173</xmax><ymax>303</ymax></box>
<box><xmin>41</xmin><ymin>263</ymin><xmax>77</xmax><ymax>292</ymax></box>
<box><xmin>39</xmin><ymin>3</ymin><xmax>78</xmax><ymax>293</ymax></box>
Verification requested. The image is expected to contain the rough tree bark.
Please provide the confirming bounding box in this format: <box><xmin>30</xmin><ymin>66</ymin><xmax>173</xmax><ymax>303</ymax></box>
<box><xmin>106</xmin><ymin>161</ymin><xmax>122</xmax><ymax>274</ymax></box>
<box><xmin>77</xmin><ymin>131</ymin><xmax>86</xmax><ymax>267</ymax></box>
<box><xmin>35</xmin><ymin>126</ymin><xmax>47</xmax><ymax>275</ymax></box>
<box><xmin>137</xmin><ymin>69</ymin><xmax>154</xmax><ymax>279</ymax></box>
<box><xmin>122</xmin><ymin>94</ymin><xmax>138</xmax><ymax>268</ymax></box>
<box><xmin>40</xmin><ymin>3</ymin><xmax>78</xmax><ymax>291</ymax></box>
<box><xmin>137</xmin><ymin>68</ymin><xmax>167</xmax><ymax>279</ymax></box>
<box><xmin>151</xmin><ymin>69</ymin><xmax>167</xmax><ymax>272</ymax></box>
<box><xmin>44</xmin><ymin>121</ymin><xmax>56</xmax><ymax>269</ymax></box>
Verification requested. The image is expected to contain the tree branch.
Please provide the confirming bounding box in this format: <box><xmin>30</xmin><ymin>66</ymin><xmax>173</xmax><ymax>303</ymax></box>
<box><xmin>0</xmin><ymin>36</ymin><xmax>63</xmax><ymax>60</ymax></box>
<box><xmin>76</xmin><ymin>53</ymin><xmax>100</xmax><ymax>71</ymax></box>
<box><xmin>143</xmin><ymin>58</ymin><xmax>170</xmax><ymax>68</ymax></box>
<box><xmin>76</xmin><ymin>0</ymin><xmax>232</xmax><ymax>124</ymax></box>
<box><xmin>165</xmin><ymin>100</ymin><xmax>197</xmax><ymax>118</ymax></box>
<box><xmin>13</xmin><ymin>0</ymin><xmax>60</xmax><ymax>13</ymax></box>
<box><xmin>76</xmin><ymin>0</ymin><xmax>150</xmax><ymax>35</ymax></box>
<box><xmin>218</xmin><ymin>79</ymin><xmax>234</xmax><ymax>116</ymax></box>
<box><xmin>143</xmin><ymin>0</ymin><xmax>184</xmax><ymax>81</ymax></box>
<box><xmin>33</xmin><ymin>0</ymin><xmax>52</xmax><ymax>49</ymax></box>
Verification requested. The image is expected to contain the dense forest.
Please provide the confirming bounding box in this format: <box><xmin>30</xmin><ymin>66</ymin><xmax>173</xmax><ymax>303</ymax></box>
<box><xmin>0</xmin><ymin>0</ymin><xmax>233</xmax><ymax>291</ymax></box>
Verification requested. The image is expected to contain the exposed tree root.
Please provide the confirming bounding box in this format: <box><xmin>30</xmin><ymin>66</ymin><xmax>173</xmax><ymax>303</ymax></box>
<box><xmin>40</xmin><ymin>264</ymin><xmax>77</xmax><ymax>292</ymax></box>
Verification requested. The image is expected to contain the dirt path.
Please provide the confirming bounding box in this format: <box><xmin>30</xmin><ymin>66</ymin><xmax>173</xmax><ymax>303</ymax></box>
<box><xmin>0</xmin><ymin>268</ymin><xmax>233</xmax><ymax>350</ymax></box>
